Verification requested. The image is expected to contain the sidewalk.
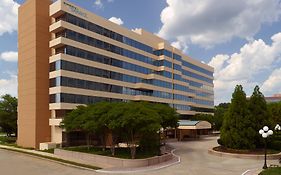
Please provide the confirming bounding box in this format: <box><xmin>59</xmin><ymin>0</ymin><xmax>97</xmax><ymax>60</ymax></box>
<box><xmin>0</xmin><ymin>144</ymin><xmax>180</xmax><ymax>174</ymax></box>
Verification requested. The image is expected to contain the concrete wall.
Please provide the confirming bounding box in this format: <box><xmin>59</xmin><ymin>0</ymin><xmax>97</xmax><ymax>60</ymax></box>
<box><xmin>54</xmin><ymin>148</ymin><xmax>174</xmax><ymax>168</ymax></box>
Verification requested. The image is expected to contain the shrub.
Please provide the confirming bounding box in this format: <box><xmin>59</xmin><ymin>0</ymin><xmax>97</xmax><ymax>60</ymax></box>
<box><xmin>269</xmin><ymin>140</ymin><xmax>281</xmax><ymax>151</ymax></box>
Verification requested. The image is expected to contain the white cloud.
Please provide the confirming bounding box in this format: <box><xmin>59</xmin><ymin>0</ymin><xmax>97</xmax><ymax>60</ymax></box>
<box><xmin>261</xmin><ymin>68</ymin><xmax>281</xmax><ymax>95</ymax></box>
<box><xmin>109</xmin><ymin>17</ymin><xmax>124</xmax><ymax>25</ymax></box>
<box><xmin>171</xmin><ymin>40</ymin><xmax>188</xmax><ymax>53</ymax></box>
<box><xmin>94</xmin><ymin>0</ymin><xmax>114</xmax><ymax>8</ymax></box>
<box><xmin>0</xmin><ymin>73</ymin><xmax>17</xmax><ymax>97</ymax></box>
<box><xmin>0</xmin><ymin>0</ymin><xmax>19</xmax><ymax>36</ymax></box>
<box><xmin>158</xmin><ymin>0</ymin><xmax>281</xmax><ymax>48</ymax></box>
<box><xmin>208</xmin><ymin>32</ymin><xmax>281</xmax><ymax>104</ymax></box>
<box><xmin>0</xmin><ymin>51</ymin><xmax>18</xmax><ymax>62</ymax></box>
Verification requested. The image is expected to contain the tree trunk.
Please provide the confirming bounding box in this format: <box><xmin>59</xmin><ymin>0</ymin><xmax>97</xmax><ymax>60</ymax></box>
<box><xmin>130</xmin><ymin>146</ymin><xmax>136</xmax><ymax>159</ymax></box>
<box><xmin>110</xmin><ymin>133</ymin><xmax>116</xmax><ymax>156</ymax></box>
<box><xmin>86</xmin><ymin>133</ymin><xmax>90</xmax><ymax>151</ymax></box>
<box><xmin>130</xmin><ymin>130</ymin><xmax>136</xmax><ymax>159</ymax></box>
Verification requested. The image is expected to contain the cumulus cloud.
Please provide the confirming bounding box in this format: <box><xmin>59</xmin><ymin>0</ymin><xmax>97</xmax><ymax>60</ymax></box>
<box><xmin>0</xmin><ymin>73</ymin><xmax>18</xmax><ymax>97</ymax></box>
<box><xmin>171</xmin><ymin>40</ymin><xmax>188</xmax><ymax>53</ymax></box>
<box><xmin>208</xmin><ymin>32</ymin><xmax>281</xmax><ymax>104</ymax></box>
<box><xmin>94</xmin><ymin>0</ymin><xmax>114</xmax><ymax>8</ymax></box>
<box><xmin>261</xmin><ymin>68</ymin><xmax>281</xmax><ymax>95</ymax></box>
<box><xmin>158</xmin><ymin>0</ymin><xmax>281</xmax><ymax>48</ymax></box>
<box><xmin>0</xmin><ymin>51</ymin><xmax>18</xmax><ymax>62</ymax></box>
<box><xmin>0</xmin><ymin>0</ymin><xmax>19</xmax><ymax>36</ymax></box>
<box><xmin>109</xmin><ymin>17</ymin><xmax>124</xmax><ymax>25</ymax></box>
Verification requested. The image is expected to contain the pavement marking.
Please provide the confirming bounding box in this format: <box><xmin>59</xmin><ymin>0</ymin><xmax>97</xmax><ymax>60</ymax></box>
<box><xmin>241</xmin><ymin>169</ymin><xmax>251</xmax><ymax>175</ymax></box>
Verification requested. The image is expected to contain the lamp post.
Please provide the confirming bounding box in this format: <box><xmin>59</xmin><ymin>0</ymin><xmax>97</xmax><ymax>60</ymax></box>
<box><xmin>275</xmin><ymin>124</ymin><xmax>281</xmax><ymax>131</ymax></box>
<box><xmin>259</xmin><ymin>126</ymin><xmax>273</xmax><ymax>169</ymax></box>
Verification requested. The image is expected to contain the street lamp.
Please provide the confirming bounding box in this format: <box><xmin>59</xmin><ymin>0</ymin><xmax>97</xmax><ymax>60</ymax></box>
<box><xmin>259</xmin><ymin>126</ymin><xmax>273</xmax><ymax>169</ymax></box>
<box><xmin>275</xmin><ymin>124</ymin><xmax>281</xmax><ymax>131</ymax></box>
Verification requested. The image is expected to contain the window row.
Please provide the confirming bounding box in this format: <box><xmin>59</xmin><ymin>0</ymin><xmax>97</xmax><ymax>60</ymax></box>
<box><xmin>50</xmin><ymin>60</ymin><xmax>177</xmax><ymax>90</ymax></box>
<box><xmin>182</xmin><ymin>60</ymin><xmax>213</xmax><ymax>77</ymax></box>
<box><xmin>57</xmin><ymin>13</ymin><xmax>154</xmax><ymax>54</ymax></box>
<box><xmin>61</xmin><ymin>29</ymin><xmax>156</xmax><ymax>65</ymax></box>
<box><xmin>50</xmin><ymin>76</ymin><xmax>178</xmax><ymax>100</ymax></box>
<box><xmin>56</xmin><ymin>46</ymin><xmax>152</xmax><ymax>75</ymax></box>
<box><xmin>182</xmin><ymin>69</ymin><xmax>213</xmax><ymax>84</ymax></box>
<box><xmin>50</xmin><ymin>93</ymin><xmax>122</xmax><ymax>104</ymax></box>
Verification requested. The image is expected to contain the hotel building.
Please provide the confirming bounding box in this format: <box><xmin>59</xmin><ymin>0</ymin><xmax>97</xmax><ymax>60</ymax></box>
<box><xmin>18</xmin><ymin>0</ymin><xmax>214</xmax><ymax>149</ymax></box>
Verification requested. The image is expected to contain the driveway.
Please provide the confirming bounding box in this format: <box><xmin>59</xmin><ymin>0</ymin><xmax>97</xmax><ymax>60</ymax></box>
<box><xmin>0</xmin><ymin>136</ymin><xmax>278</xmax><ymax>175</ymax></box>
<box><xmin>112</xmin><ymin>136</ymin><xmax>279</xmax><ymax>175</ymax></box>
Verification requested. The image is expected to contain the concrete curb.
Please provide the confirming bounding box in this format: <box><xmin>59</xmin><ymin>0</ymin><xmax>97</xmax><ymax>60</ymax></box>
<box><xmin>95</xmin><ymin>149</ymin><xmax>181</xmax><ymax>174</ymax></box>
<box><xmin>208</xmin><ymin>148</ymin><xmax>281</xmax><ymax>160</ymax></box>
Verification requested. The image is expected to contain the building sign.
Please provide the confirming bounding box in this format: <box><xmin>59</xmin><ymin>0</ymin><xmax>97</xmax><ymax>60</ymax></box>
<box><xmin>63</xmin><ymin>2</ymin><xmax>87</xmax><ymax>18</ymax></box>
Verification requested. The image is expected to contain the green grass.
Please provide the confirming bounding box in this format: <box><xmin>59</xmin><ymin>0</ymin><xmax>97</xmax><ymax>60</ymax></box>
<box><xmin>40</xmin><ymin>148</ymin><xmax>55</xmax><ymax>154</ymax></box>
<box><xmin>259</xmin><ymin>167</ymin><xmax>281</xmax><ymax>175</ymax></box>
<box><xmin>64</xmin><ymin>146</ymin><xmax>158</xmax><ymax>159</ymax></box>
<box><xmin>0</xmin><ymin>136</ymin><xmax>17</xmax><ymax>146</ymax></box>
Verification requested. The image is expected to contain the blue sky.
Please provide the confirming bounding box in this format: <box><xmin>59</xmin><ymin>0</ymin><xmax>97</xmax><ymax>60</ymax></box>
<box><xmin>1</xmin><ymin>0</ymin><xmax>281</xmax><ymax>104</ymax></box>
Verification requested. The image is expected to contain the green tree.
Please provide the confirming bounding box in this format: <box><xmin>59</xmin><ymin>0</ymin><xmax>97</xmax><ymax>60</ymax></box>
<box><xmin>214</xmin><ymin>103</ymin><xmax>230</xmax><ymax>130</ymax></box>
<box><xmin>120</xmin><ymin>102</ymin><xmax>161</xmax><ymax>159</ymax></box>
<box><xmin>267</xmin><ymin>101</ymin><xmax>281</xmax><ymax>125</ymax></box>
<box><xmin>248</xmin><ymin>86</ymin><xmax>270</xmax><ymax>148</ymax></box>
<box><xmin>220</xmin><ymin>85</ymin><xmax>255</xmax><ymax>149</ymax></box>
<box><xmin>0</xmin><ymin>94</ymin><xmax>18</xmax><ymax>136</ymax></box>
<box><xmin>62</xmin><ymin>105</ymin><xmax>87</xmax><ymax>132</ymax></box>
<box><xmin>152</xmin><ymin>103</ymin><xmax>179</xmax><ymax>129</ymax></box>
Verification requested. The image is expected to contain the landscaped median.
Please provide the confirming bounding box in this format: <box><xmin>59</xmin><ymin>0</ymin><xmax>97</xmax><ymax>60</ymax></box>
<box><xmin>208</xmin><ymin>146</ymin><xmax>281</xmax><ymax>160</ymax></box>
<box><xmin>54</xmin><ymin>147</ymin><xmax>178</xmax><ymax>169</ymax></box>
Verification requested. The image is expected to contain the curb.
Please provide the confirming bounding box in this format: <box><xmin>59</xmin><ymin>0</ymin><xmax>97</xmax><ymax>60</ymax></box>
<box><xmin>208</xmin><ymin>148</ymin><xmax>281</xmax><ymax>160</ymax></box>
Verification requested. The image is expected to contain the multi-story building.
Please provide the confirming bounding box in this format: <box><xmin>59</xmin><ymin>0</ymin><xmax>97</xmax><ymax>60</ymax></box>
<box><xmin>265</xmin><ymin>94</ymin><xmax>281</xmax><ymax>103</ymax></box>
<box><xmin>18</xmin><ymin>0</ymin><xmax>214</xmax><ymax>149</ymax></box>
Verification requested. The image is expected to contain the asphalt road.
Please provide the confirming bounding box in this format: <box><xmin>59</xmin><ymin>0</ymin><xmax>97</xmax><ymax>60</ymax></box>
<box><xmin>0</xmin><ymin>136</ymin><xmax>279</xmax><ymax>175</ymax></box>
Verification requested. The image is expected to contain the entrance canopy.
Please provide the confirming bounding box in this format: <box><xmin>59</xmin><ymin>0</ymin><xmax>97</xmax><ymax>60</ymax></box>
<box><xmin>178</xmin><ymin>120</ymin><xmax>212</xmax><ymax>130</ymax></box>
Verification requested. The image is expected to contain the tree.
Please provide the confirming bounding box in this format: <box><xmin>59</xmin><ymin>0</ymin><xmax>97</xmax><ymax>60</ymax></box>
<box><xmin>62</xmin><ymin>105</ymin><xmax>87</xmax><ymax>132</ymax></box>
<box><xmin>267</xmin><ymin>101</ymin><xmax>281</xmax><ymax>125</ymax></box>
<box><xmin>214</xmin><ymin>103</ymin><xmax>230</xmax><ymax>130</ymax></box>
<box><xmin>220</xmin><ymin>85</ymin><xmax>255</xmax><ymax>149</ymax></box>
<box><xmin>119</xmin><ymin>102</ymin><xmax>161</xmax><ymax>159</ymax></box>
<box><xmin>152</xmin><ymin>103</ymin><xmax>179</xmax><ymax>129</ymax></box>
<box><xmin>248</xmin><ymin>86</ymin><xmax>270</xmax><ymax>148</ymax></box>
<box><xmin>0</xmin><ymin>94</ymin><xmax>18</xmax><ymax>136</ymax></box>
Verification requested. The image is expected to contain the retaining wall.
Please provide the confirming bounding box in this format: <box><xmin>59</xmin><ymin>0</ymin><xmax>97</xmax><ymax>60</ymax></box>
<box><xmin>54</xmin><ymin>148</ymin><xmax>174</xmax><ymax>168</ymax></box>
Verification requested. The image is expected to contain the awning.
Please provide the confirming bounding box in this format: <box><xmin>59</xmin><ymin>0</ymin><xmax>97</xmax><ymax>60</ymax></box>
<box><xmin>178</xmin><ymin>120</ymin><xmax>212</xmax><ymax>130</ymax></box>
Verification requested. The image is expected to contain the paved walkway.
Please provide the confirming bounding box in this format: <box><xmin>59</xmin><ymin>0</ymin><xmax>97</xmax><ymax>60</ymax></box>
<box><xmin>0</xmin><ymin>136</ymin><xmax>279</xmax><ymax>175</ymax></box>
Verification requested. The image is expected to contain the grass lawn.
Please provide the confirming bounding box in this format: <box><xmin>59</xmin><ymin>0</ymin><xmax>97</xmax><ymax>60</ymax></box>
<box><xmin>259</xmin><ymin>167</ymin><xmax>281</xmax><ymax>175</ymax></box>
<box><xmin>0</xmin><ymin>136</ymin><xmax>17</xmax><ymax>146</ymax></box>
<box><xmin>64</xmin><ymin>146</ymin><xmax>158</xmax><ymax>159</ymax></box>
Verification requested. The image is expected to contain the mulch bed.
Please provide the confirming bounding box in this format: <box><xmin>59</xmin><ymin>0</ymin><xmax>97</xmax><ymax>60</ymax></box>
<box><xmin>213</xmin><ymin>146</ymin><xmax>279</xmax><ymax>155</ymax></box>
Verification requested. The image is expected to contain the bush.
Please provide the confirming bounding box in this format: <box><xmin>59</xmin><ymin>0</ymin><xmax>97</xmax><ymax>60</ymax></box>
<box><xmin>269</xmin><ymin>140</ymin><xmax>281</xmax><ymax>151</ymax></box>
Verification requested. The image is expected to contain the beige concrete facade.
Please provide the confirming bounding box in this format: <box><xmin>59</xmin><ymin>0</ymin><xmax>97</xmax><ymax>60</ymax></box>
<box><xmin>18</xmin><ymin>0</ymin><xmax>52</xmax><ymax>149</ymax></box>
<box><xmin>18</xmin><ymin>0</ymin><xmax>214</xmax><ymax>148</ymax></box>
